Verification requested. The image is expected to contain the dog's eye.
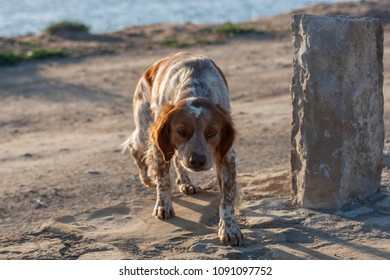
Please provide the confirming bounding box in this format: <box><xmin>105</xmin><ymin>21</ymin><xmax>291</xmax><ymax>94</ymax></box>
<box><xmin>206</xmin><ymin>129</ymin><xmax>218</xmax><ymax>139</ymax></box>
<box><xmin>177</xmin><ymin>129</ymin><xmax>188</xmax><ymax>138</ymax></box>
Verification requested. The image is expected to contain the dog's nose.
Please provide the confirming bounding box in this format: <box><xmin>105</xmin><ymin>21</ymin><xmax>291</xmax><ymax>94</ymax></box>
<box><xmin>189</xmin><ymin>153</ymin><xmax>207</xmax><ymax>169</ymax></box>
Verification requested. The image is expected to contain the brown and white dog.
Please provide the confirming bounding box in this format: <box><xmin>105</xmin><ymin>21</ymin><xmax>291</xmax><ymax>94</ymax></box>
<box><xmin>122</xmin><ymin>52</ymin><xmax>243</xmax><ymax>246</ymax></box>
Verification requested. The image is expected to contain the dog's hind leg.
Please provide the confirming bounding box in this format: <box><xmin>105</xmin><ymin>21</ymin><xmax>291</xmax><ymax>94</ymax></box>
<box><xmin>122</xmin><ymin>78</ymin><xmax>156</xmax><ymax>188</ymax></box>
<box><xmin>129</xmin><ymin>140</ymin><xmax>156</xmax><ymax>188</ymax></box>
<box><xmin>173</xmin><ymin>156</ymin><xmax>202</xmax><ymax>195</ymax></box>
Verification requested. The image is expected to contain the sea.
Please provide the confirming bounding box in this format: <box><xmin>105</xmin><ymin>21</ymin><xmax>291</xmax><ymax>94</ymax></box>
<box><xmin>0</xmin><ymin>0</ymin><xmax>354</xmax><ymax>37</ymax></box>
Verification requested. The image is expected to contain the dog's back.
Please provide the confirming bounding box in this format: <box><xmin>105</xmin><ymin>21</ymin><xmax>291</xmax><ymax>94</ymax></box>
<box><xmin>140</xmin><ymin>52</ymin><xmax>231</xmax><ymax>117</ymax></box>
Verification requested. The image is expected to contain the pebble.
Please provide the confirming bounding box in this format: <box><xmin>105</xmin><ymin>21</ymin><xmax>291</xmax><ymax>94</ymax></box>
<box><xmin>35</xmin><ymin>200</ymin><xmax>47</xmax><ymax>209</ymax></box>
<box><xmin>189</xmin><ymin>243</ymin><xmax>207</xmax><ymax>253</ymax></box>
<box><xmin>10</xmin><ymin>128</ymin><xmax>19</xmax><ymax>134</ymax></box>
<box><xmin>86</xmin><ymin>170</ymin><xmax>101</xmax><ymax>175</ymax></box>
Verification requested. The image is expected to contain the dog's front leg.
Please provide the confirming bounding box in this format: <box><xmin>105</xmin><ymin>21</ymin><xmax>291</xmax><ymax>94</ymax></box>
<box><xmin>149</xmin><ymin>145</ymin><xmax>175</xmax><ymax>219</ymax></box>
<box><xmin>174</xmin><ymin>155</ymin><xmax>202</xmax><ymax>195</ymax></box>
<box><xmin>217</xmin><ymin>148</ymin><xmax>243</xmax><ymax>246</ymax></box>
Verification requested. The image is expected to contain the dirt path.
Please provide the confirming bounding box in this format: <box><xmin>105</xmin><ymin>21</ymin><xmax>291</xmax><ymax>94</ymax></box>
<box><xmin>1</xmin><ymin>33</ymin><xmax>390</xmax><ymax>259</ymax></box>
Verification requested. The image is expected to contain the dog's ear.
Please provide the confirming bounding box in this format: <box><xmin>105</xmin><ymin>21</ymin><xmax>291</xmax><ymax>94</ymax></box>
<box><xmin>216</xmin><ymin>105</ymin><xmax>236</xmax><ymax>163</ymax></box>
<box><xmin>150</xmin><ymin>104</ymin><xmax>176</xmax><ymax>162</ymax></box>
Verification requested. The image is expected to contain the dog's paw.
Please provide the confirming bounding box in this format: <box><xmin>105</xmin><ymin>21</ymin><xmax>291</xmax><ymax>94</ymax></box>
<box><xmin>176</xmin><ymin>179</ymin><xmax>202</xmax><ymax>195</ymax></box>
<box><xmin>178</xmin><ymin>183</ymin><xmax>202</xmax><ymax>195</ymax></box>
<box><xmin>153</xmin><ymin>202</ymin><xmax>175</xmax><ymax>219</ymax></box>
<box><xmin>218</xmin><ymin>219</ymin><xmax>244</xmax><ymax>246</ymax></box>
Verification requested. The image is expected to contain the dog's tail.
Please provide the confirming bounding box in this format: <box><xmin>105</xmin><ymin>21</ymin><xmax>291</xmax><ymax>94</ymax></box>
<box><xmin>120</xmin><ymin>137</ymin><xmax>132</xmax><ymax>154</ymax></box>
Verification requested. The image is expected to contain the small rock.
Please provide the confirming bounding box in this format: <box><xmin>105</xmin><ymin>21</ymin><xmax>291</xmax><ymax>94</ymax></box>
<box><xmin>86</xmin><ymin>170</ymin><xmax>101</xmax><ymax>175</ymax></box>
<box><xmin>189</xmin><ymin>243</ymin><xmax>207</xmax><ymax>253</ymax></box>
<box><xmin>35</xmin><ymin>200</ymin><xmax>47</xmax><ymax>209</ymax></box>
<box><xmin>22</xmin><ymin>153</ymin><xmax>33</xmax><ymax>158</ymax></box>
<box><xmin>10</xmin><ymin>128</ymin><xmax>19</xmax><ymax>134</ymax></box>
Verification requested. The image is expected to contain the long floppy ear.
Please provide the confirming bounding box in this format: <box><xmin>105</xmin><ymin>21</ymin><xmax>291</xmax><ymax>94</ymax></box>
<box><xmin>150</xmin><ymin>104</ymin><xmax>176</xmax><ymax>163</ymax></box>
<box><xmin>216</xmin><ymin>105</ymin><xmax>236</xmax><ymax>163</ymax></box>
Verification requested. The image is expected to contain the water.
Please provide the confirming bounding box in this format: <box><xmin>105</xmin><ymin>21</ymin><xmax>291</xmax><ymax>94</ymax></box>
<box><xmin>0</xmin><ymin>0</ymin><xmax>352</xmax><ymax>37</ymax></box>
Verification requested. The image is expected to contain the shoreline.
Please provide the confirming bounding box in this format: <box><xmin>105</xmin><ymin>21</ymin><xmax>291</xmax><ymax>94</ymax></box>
<box><xmin>0</xmin><ymin>0</ymin><xmax>358</xmax><ymax>38</ymax></box>
<box><xmin>1</xmin><ymin>1</ymin><xmax>390</xmax><ymax>66</ymax></box>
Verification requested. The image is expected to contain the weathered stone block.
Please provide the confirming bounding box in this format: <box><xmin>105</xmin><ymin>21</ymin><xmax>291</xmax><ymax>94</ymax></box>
<box><xmin>291</xmin><ymin>14</ymin><xmax>384</xmax><ymax>209</ymax></box>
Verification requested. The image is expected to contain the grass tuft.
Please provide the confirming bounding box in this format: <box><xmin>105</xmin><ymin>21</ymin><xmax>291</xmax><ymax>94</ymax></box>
<box><xmin>194</xmin><ymin>38</ymin><xmax>223</xmax><ymax>46</ymax></box>
<box><xmin>0</xmin><ymin>51</ymin><xmax>23</xmax><ymax>66</ymax></box>
<box><xmin>0</xmin><ymin>48</ymin><xmax>67</xmax><ymax>66</ymax></box>
<box><xmin>216</xmin><ymin>22</ymin><xmax>256</xmax><ymax>36</ymax></box>
<box><xmin>24</xmin><ymin>48</ymin><xmax>67</xmax><ymax>60</ymax></box>
<box><xmin>161</xmin><ymin>38</ymin><xmax>188</xmax><ymax>48</ymax></box>
<box><xmin>45</xmin><ymin>20</ymin><xmax>90</xmax><ymax>34</ymax></box>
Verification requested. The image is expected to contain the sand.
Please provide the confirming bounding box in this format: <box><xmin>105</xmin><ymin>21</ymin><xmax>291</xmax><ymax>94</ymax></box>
<box><xmin>1</xmin><ymin>2</ymin><xmax>390</xmax><ymax>259</ymax></box>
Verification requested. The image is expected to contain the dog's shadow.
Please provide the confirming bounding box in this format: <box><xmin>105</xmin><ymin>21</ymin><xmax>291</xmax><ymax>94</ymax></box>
<box><xmin>162</xmin><ymin>189</ymin><xmax>220</xmax><ymax>235</ymax></box>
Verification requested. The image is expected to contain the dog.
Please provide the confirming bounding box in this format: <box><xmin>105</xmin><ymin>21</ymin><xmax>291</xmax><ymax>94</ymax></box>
<box><xmin>122</xmin><ymin>52</ymin><xmax>243</xmax><ymax>246</ymax></box>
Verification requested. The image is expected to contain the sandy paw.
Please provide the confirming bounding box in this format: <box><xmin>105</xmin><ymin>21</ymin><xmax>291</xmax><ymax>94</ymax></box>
<box><xmin>218</xmin><ymin>219</ymin><xmax>244</xmax><ymax>246</ymax></box>
<box><xmin>153</xmin><ymin>202</ymin><xmax>175</xmax><ymax>219</ymax></box>
<box><xmin>177</xmin><ymin>182</ymin><xmax>202</xmax><ymax>195</ymax></box>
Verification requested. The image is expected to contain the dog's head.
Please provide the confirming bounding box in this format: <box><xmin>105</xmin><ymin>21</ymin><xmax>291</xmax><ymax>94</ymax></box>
<box><xmin>150</xmin><ymin>98</ymin><xmax>235</xmax><ymax>171</ymax></box>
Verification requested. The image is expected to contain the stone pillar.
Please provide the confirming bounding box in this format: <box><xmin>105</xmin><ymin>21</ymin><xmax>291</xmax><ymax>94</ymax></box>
<box><xmin>291</xmin><ymin>14</ymin><xmax>384</xmax><ymax>209</ymax></box>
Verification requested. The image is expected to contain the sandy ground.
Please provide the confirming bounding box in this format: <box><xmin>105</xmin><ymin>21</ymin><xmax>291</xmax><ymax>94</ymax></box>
<box><xmin>1</xmin><ymin>3</ymin><xmax>390</xmax><ymax>259</ymax></box>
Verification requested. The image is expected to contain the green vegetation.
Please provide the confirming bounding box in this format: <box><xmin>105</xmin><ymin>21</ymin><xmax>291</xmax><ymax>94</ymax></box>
<box><xmin>0</xmin><ymin>51</ymin><xmax>23</xmax><ymax>66</ymax></box>
<box><xmin>159</xmin><ymin>22</ymin><xmax>264</xmax><ymax>49</ymax></box>
<box><xmin>194</xmin><ymin>38</ymin><xmax>223</xmax><ymax>46</ymax></box>
<box><xmin>17</xmin><ymin>41</ymin><xmax>42</xmax><ymax>48</ymax></box>
<box><xmin>161</xmin><ymin>38</ymin><xmax>188</xmax><ymax>48</ymax></box>
<box><xmin>161</xmin><ymin>37</ymin><xmax>223</xmax><ymax>49</ymax></box>
<box><xmin>44</xmin><ymin>20</ymin><xmax>90</xmax><ymax>34</ymax></box>
<box><xmin>216</xmin><ymin>22</ymin><xmax>257</xmax><ymax>36</ymax></box>
<box><xmin>24</xmin><ymin>48</ymin><xmax>67</xmax><ymax>60</ymax></box>
<box><xmin>0</xmin><ymin>48</ymin><xmax>67</xmax><ymax>66</ymax></box>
